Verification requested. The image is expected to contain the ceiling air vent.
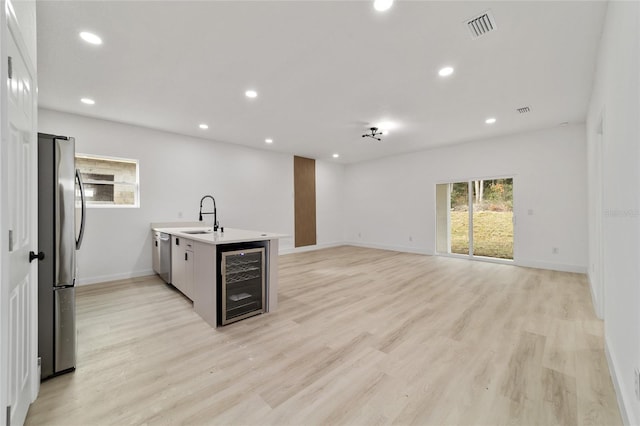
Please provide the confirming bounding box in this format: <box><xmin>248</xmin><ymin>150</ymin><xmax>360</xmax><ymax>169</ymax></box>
<box><xmin>517</xmin><ymin>106</ymin><xmax>531</xmax><ymax>114</ymax></box>
<box><xmin>466</xmin><ymin>10</ymin><xmax>497</xmax><ymax>39</ymax></box>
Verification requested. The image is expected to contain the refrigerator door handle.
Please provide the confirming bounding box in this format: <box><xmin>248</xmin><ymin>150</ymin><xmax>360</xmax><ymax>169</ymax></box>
<box><xmin>75</xmin><ymin>169</ymin><xmax>86</xmax><ymax>250</ymax></box>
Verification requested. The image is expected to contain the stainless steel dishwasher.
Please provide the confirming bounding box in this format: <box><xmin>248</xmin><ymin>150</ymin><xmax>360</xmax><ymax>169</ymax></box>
<box><xmin>152</xmin><ymin>231</ymin><xmax>161</xmax><ymax>274</ymax></box>
<box><xmin>159</xmin><ymin>232</ymin><xmax>172</xmax><ymax>283</ymax></box>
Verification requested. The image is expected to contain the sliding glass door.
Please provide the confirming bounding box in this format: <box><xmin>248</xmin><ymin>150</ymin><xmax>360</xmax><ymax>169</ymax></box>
<box><xmin>450</xmin><ymin>182</ymin><xmax>470</xmax><ymax>255</ymax></box>
<box><xmin>436</xmin><ymin>178</ymin><xmax>513</xmax><ymax>260</ymax></box>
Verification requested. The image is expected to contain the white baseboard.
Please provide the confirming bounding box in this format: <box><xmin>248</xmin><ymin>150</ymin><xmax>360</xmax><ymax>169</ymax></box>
<box><xmin>587</xmin><ymin>272</ymin><xmax>604</xmax><ymax>319</ymax></box>
<box><xmin>605</xmin><ymin>336</ymin><xmax>635</xmax><ymax>426</ymax></box>
<box><xmin>514</xmin><ymin>259</ymin><xmax>587</xmax><ymax>274</ymax></box>
<box><xmin>279</xmin><ymin>241</ymin><xmax>345</xmax><ymax>255</ymax></box>
<box><xmin>288</xmin><ymin>242</ymin><xmax>587</xmax><ymax>275</ymax></box>
<box><xmin>345</xmin><ymin>241</ymin><xmax>433</xmax><ymax>256</ymax></box>
<box><xmin>76</xmin><ymin>269</ymin><xmax>155</xmax><ymax>286</ymax></box>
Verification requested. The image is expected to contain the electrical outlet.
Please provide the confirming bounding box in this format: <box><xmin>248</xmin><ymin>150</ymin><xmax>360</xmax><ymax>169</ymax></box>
<box><xmin>635</xmin><ymin>368</ymin><xmax>640</xmax><ymax>400</ymax></box>
<box><xmin>178</xmin><ymin>211</ymin><xmax>183</xmax><ymax>218</ymax></box>
<box><xmin>409</xmin><ymin>236</ymin><xmax>413</xmax><ymax>242</ymax></box>
<box><xmin>358</xmin><ymin>232</ymin><xmax>361</xmax><ymax>238</ymax></box>
<box><xmin>552</xmin><ymin>247</ymin><xmax>559</xmax><ymax>254</ymax></box>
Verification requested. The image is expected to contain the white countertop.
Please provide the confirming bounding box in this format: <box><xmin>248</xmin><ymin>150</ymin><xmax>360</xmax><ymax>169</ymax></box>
<box><xmin>152</xmin><ymin>225</ymin><xmax>287</xmax><ymax>245</ymax></box>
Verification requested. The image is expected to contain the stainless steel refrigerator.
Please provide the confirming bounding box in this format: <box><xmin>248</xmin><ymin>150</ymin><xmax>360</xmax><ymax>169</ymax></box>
<box><xmin>37</xmin><ymin>133</ymin><xmax>86</xmax><ymax>380</ymax></box>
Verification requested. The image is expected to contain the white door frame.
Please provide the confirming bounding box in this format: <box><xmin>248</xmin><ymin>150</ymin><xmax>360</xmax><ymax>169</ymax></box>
<box><xmin>593</xmin><ymin>113</ymin><xmax>605</xmax><ymax>318</ymax></box>
<box><xmin>0</xmin><ymin>0</ymin><xmax>8</xmax><ymax>421</ymax></box>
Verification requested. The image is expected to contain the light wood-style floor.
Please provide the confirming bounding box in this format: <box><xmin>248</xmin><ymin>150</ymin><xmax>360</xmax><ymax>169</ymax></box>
<box><xmin>26</xmin><ymin>246</ymin><xmax>621</xmax><ymax>425</ymax></box>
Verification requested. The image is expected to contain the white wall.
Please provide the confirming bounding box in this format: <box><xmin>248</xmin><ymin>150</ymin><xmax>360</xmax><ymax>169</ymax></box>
<box><xmin>586</xmin><ymin>1</ymin><xmax>640</xmax><ymax>424</ymax></box>
<box><xmin>344</xmin><ymin>124</ymin><xmax>588</xmax><ymax>273</ymax></box>
<box><xmin>39</xmin><ymin>109</ymin><xmax>304</xmax><ymax>284</ymax></box>
<box><xmin>315</xmin><ymin>160</ymin><xmax>345</xmax><ymax>248</ymax></box>
<box><xmin>39</xmin><ymin>109</ymin><xmax>347</xmax><ymax>284</ymax></box>
<box><xmin>38</xmin><ymin>110</ymin><xmax>590</xmax><ymax>280</ymax></box>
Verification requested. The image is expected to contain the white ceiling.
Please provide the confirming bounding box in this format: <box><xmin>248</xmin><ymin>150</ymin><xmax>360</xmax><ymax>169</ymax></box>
<box><xmin>36</xmin><ymin>1</ymin><xmax>607</xmax><ymax>164</ymax></box>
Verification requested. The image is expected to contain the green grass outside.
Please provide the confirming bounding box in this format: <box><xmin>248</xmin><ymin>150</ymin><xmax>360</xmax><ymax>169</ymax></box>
<box><xmin>450</xmin><ymin>211</ymin><xmax>513</xmax><ymax>259</ymax></box>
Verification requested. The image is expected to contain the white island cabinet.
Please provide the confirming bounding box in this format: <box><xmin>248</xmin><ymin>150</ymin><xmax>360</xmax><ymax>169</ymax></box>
<box><xmin>170</xmin><ymin>235</ymin><xmax>195</xmax><ymax>300</ymax></box>
<box><xmin>151</xmin><ymin>223</ymin><xmax>286</xmax><ymax>328</ymax></box>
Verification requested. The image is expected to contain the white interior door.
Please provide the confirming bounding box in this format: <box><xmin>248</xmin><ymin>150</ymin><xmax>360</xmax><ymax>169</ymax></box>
<box><xmin>2</xmin><ymin>6</ymin><xmax>38</xmax><ymax>425</ymax></box>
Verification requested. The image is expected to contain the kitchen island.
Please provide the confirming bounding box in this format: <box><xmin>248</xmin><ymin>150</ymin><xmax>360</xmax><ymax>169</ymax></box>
<box><xmin>151</xmin><ymin>223</ymin><xmax>286</xmax><ymax>328</ymax></box>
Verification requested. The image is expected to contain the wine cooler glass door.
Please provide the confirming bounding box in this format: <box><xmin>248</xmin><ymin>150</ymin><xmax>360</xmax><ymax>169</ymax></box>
<box><xmin>221</xmin><ymin>247</ymin><xmax>265</xmax><ymax>325</ymax></box>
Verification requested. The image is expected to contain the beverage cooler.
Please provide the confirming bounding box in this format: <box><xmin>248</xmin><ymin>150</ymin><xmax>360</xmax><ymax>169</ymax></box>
<box><xmin>218</xmin><ymin>245</ymin><xmax>265</xmax><ymax>325</ymax></box>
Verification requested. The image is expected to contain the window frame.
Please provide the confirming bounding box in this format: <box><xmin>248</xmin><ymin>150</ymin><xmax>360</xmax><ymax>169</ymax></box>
<box><xmin>75</xmin><ymin>153</ymin><xmax>140</xmax><ymax>209</ymax></box>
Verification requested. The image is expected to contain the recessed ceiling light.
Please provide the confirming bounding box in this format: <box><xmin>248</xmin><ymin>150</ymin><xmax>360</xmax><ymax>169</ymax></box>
<box><xmin>485</xmin><ymin>117</ymin><xmax>497</xmax><ymax>124</ymax></box>
<box><xmin>245</xmin><ymin>90</ymin><xmax>258</xmax><ymax>98</ymax></box>
<box><xmin>80</xmin><ymin>98</ymin><xmax>95</xmax><ymax>105</ymax></box>
<box><xmin>333</xmin><ymin>153</ymin><xmax>340</xmax><ymax>158</ymax></box>
<box><xmin>374</xmin><ymin>0</ymin><xmax>394</xmax><ymax>12</ymax></box>
<box><xmin>79</xmin><ymin>31</ymin><xmax>102</xmax><ymax>45</ymax></box>
<box><xmin>199</xmin><ymin>124</ymin><xmax>209</xmax><ymax>130</ymax></box>
<box><xmin>438</xmin><ymin>66</ymin><xmax>454</xmax><ymax>77</ymax></box>
<box><xmin>265</xmin><ymin>138</ymin><xmax>273</xmax><ymax>144</ymax></box>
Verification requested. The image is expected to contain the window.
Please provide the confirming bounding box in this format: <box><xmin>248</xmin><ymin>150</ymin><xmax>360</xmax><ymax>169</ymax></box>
<box><xmin>75</xmin><ymin>154</ymin><xmax>139</xmax><ymax>207</ymax></box>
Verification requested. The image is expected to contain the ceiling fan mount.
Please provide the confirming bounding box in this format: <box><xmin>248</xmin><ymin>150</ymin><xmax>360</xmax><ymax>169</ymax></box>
<box><xmin>362</xmin><ymin>127</ymin><xmax>383</xmax><ymax>141</ymax></box>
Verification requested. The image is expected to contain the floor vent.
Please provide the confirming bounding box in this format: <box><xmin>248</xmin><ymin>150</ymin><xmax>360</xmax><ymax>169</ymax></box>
<box><xmin>466</xmin><ymin>10</ymin><xmax>497</xmax><ymax>39</ymax></box>
<box><xmin>517</xmin><ymin>106</ymin><xmax>531</xmax><ymax>114</ymax></box>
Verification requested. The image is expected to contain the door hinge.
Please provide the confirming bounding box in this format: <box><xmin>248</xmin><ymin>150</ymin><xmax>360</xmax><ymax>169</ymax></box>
<box><xmin>8</xmin><ymin>230</ymin><xmax>13</xmax><ymax>252</ymax></box>
<box><xmin>6</xmin><ymin>405</ymin><xmax>11</xmax><ymax>426</ymax></box>
<box><xmin>8</xmin><ymin>56</ymin><xmax>13</xmax><ymax>80</ymax></box>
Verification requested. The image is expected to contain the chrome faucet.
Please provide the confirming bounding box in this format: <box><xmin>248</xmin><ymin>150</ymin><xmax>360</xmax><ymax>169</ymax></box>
<box><xmin>198</xmin><ymin>195</ymin><xmax>218</xmax><ymax>230</ymax></box>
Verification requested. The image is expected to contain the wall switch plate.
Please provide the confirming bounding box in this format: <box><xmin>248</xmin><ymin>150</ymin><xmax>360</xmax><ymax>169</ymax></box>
<box><xmin>409</xmin><ymin>236</ymin><xmax>413</xmax><ymax>242</ymax></box>
<box><xmin>552</xmin><ymin>247</ymin><xmax>559</xmax><ymax>254</ymax></box>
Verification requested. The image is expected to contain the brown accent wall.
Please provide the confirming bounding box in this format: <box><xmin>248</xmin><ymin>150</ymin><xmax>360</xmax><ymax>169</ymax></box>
<box><xmin>294</xmin><ymin>156</ymin><xmax>317</xmax><ymax>247</ymax></box>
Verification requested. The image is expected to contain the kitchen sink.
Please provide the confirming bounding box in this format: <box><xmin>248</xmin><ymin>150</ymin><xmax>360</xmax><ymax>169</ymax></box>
<box><xmin>182</xmin><ymin>230</ymin><xmax>212</xmax><ymax>235</ymax></box>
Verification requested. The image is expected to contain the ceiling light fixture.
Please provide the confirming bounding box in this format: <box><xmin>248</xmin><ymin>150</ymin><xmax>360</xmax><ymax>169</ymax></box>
<box><xmin>245</xmin><ymin>90</ymin><xmax>258</xmax><ymax>98</ymax></box>
<box><xmin>333</xmin><ymin>153</ymin><xmax>340</xmax><ymax>158</ymax></box>
<box><xmin>374</xmin><ymin>0</ymin><xmax>394</xmax><ymax>12</ymax></box>
<box><xmin>199</xmin><ymin>124</ymin><xmax>209</xmax><ymax>130</ymax></box>
<box><xmin>362</xmin><ymin>127</ymin><xmax>383</xmax><ymax>141</ymax></box>
<box><xmin>80</xmin><ymin>98</ymin><xmax>95</xmax><ymax>105</ymax></box>
<box><xmin>265</xmin><ymin>138</ymin><xmax>273</xmax><ymax>144</ymax></box>
<box><xmin>79</xmin><ymin>31</ymin><xmax>102</xmax><ymax>45</ymax></box>
<box><xmin>438</xmin><ymin>66</ymin><xmax>454</xmax><ymax>77</ymax></box>
<box><xmin>485</xmin><ymin>117</ymin><xmax>497</xmax><ymax>124</ymax></box>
